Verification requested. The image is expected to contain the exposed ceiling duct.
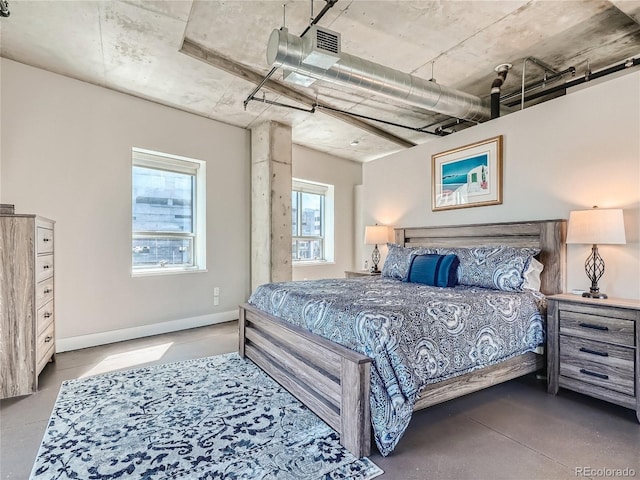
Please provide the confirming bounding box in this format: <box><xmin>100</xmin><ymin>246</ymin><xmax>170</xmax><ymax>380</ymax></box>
<box><xmin>266</xmin><ymin>26</ymin><xmax>492</xmax><ymax>123</ymax></box>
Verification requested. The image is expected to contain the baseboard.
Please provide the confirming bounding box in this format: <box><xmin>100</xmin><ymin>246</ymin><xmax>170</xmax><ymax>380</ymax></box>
<box><xmin>56</xmin><ymin>310</ymin><xmax>238</xmax><ymax>353</ymax></box>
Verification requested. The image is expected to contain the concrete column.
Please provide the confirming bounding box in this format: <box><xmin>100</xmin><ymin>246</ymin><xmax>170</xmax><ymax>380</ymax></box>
<box><xmin>354</xmin><ymin>184</ymin><xmax>364</xmax><ymax>270</ymax></box>
<box><xmin>251</xmin><ymin>121</ymin><xmax>292</xmax><ymax>290</ymax></box>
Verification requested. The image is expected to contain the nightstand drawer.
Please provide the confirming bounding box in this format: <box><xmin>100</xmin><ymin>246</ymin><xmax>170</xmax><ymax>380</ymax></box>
<box><xmin>559</xmin><ymin>365</ymin><xmax>635</xmax><ymax>396</ymax></box>
<box><xmin>345</xmin><ymin>270</ymin><xmax>381</xmax><ymax>278</ymax></box>
<box><xmin>560</xmin><ymin>335</ymin><xmax>634</xmax><ymax>375</ymax></box>
<box><xmin>559</xmin><ymin>310</ymin><xmax>635</xmax><ymax>347</ymax></box>
<box><xmin>560</xmin><ymin>339</ymin><xmax>635</xmax><ymax>396</ymax></box>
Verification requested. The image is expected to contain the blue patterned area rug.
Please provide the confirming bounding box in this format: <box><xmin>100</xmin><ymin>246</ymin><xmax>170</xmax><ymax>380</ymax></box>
<box><xmin>30</xmin><ymin>352</ymin><xmax>382</xmax><ymax>479</ymax></box>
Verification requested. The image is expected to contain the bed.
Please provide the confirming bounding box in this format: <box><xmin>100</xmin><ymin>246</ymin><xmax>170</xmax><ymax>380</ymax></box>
<box><xmin>239</xmin><ymin>220</ymin><xmax>566</xmax><ymax>457</ymax></box>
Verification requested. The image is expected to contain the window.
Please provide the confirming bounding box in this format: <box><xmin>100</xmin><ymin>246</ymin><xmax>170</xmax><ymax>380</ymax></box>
<box><xmin>292</xmin><ymin>179</ymin><xmax>334</xmax><ymax>263</ymax></box>
<box><xmin>132</xmin><ymin>148</ymin><xmax>206</xmax><ymax>275</ymax></box>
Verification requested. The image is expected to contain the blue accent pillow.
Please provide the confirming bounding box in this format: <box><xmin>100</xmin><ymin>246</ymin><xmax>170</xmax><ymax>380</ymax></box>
<box><xmin>381</xmin><ymin>243</ymin><xmax>431</xmax><ymax>281</ymax></box>
<box><xmin>407</xmin><ymin>254</ymin><xmax>459</xmax><ymax>287</ymax></box>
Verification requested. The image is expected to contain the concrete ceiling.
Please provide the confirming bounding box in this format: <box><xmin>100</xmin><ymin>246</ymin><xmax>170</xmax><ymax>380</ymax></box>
<box><xmin>1</xmin><ymin>0</ymin><xmax>639</xmax><ymax>162</ymax></box>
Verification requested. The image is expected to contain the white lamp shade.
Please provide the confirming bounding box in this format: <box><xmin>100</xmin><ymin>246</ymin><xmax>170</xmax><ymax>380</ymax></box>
<box><xmin>566</xmin><ymin>208</ymin><xmax>626</xmax><ymax>245</ymax></box>
<box><xmin>364</xmin><ymin>225</ymin><xmax>391</xmax><ymax>245</ymax></box>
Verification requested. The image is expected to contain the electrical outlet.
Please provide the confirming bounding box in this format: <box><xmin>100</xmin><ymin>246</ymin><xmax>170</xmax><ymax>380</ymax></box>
<box><xmin>213</xmin><ymin>296</ymin><xmax>219</xmax><ymax>306</ymax></box>
<box><xmin>213</xmin><ymin>287</ymin><xmax>220</xmax><ymax>296</ymax></box>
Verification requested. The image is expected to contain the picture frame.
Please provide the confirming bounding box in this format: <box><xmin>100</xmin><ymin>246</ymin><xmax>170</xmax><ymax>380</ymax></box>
<box><xmin>432</xmin><ymin>135</ymin><xmax>503</xmax><ymax>211</ymax></box>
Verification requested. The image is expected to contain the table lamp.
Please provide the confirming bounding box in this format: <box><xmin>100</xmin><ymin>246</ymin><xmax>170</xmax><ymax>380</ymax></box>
<box><xmin>566</xmin><ymin>206</ymin><xmax>626</xmax><ymax>299</ymax></box>
<box><xmin>364</xmin><ymin>225</ymin><xmax>390</xmax><ymax>273</ymax></box>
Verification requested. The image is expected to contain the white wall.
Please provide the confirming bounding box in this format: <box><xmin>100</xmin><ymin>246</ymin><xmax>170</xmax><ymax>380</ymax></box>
<box><xmin>292</xmin><ymin>145</ymin><xmax>362</xmax><ymax>280</ymax></box>
<box><xmin>0</xmin><ymin>60</ymin><xmax>3</xmax><ymax>202</ymax></box>
<box><xmin>0</xmin><ymin>59</ymin><xmax>251</xmax><ymax>350</ymax></box>
<box><xmin>363</xmin><ymin>71</ymin><xmax>640</xmax><ymax>300</ymax></box>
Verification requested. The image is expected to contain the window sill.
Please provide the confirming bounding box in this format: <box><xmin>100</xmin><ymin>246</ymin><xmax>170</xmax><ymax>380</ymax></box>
<box><xmin>132</xmin><ymin>267</ymin><xmax>208</xmax><ymax>278</ymax></box>
<box><xmin>293</xmin><ymin>261</ymin><xmax>336</xmax><ymax>268</ymax></box>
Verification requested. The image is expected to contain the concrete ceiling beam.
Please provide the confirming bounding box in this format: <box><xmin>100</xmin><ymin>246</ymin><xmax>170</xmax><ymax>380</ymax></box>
<box><xmin>179</xmin><ymin>37</ymin><xmax>416</xmax><ymax>149</ymax></box>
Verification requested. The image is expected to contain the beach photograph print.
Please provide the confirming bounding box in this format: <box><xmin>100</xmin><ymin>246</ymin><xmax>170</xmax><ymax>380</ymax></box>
<box><xmin>432</xmin><ymin>136</ymin><xmax>503</xmax><ymax>211</ymax></box>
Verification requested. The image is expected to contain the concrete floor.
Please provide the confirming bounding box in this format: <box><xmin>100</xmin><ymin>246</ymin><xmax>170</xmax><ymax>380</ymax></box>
<box><xmin>1</xmin><ymin>322</ymin><xmax>639</xmax><ymax>480</ymax></box>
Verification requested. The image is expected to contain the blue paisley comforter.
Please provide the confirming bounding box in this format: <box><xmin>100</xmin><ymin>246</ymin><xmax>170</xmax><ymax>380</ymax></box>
<box><xmin>248</xmin><ymin>276</ymin><xmax>545</xmax><ymax>456</ymax></box>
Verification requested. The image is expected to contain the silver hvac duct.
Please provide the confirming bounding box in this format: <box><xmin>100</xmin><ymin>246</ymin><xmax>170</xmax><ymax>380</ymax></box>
<box><xmin>266</xmin><ymin>27</ymin><xmax>492</xmax><ymax>122</ymax></box>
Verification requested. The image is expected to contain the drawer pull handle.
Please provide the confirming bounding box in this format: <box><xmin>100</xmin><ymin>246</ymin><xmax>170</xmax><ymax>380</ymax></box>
<box><xmin>44</xmin><ymin>288</ymin><xmax>52</xmax><ymax>294</ymax></box>
<box><xmin>579</xmin><ymin>322</ymin><xmax>608</xmax><ymax>331</ymax></box>
<box><xmin>43</xmin><ymin>238</ymin><xmax>51</xmax><ymax>242</ymax></box>
<box><xmin>580</xmin><ymin>368</ymin><xmax>608</xmax><ymax>380</ymax></box>
<box><xmin>43</xmin><ymin>265</ymin><xmax>51</xmax><ymax>270</ymax></box>
<box><xmin>579</xmin><ymin>347</ymin><xmax>608</xmax><ymax>357</ymax></box>
<box><xmin>44</xmin><ymin>336</ymin><xmax>53</xmax><ymax>343</ymax></box>
<box><xmin>44</xmin><ymin>312</ymin><xmax>52</xmax><ymax>319</ymax></box>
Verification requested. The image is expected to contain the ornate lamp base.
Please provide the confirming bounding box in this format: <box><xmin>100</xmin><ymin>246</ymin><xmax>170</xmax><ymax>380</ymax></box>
<box><xmin>370</xmin><ymin>244</ymin><xmax>381</xmax><ymax>273</ymax></box>
<box><xmin>584</xmin><ymin>244</ymin><xmax>607</xmax><ymax>299</ymax></box>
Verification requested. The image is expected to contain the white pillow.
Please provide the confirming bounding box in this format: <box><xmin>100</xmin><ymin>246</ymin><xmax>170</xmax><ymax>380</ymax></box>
<box><xmin>522</xmin><ymin>257</ymin><xmax>544</xmax><ymax>291</ymax></box>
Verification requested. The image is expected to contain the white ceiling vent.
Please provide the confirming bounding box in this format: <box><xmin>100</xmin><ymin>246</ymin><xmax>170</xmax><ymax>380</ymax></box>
<box><xmin>314</xmin><ymin>27</ymin><xmax>339</xmax><ymax>54</ymax></box>
<box><xmin>302</xmin><ymin>26</ymin><xmax>341</xmax><ymax>69</ymax></box>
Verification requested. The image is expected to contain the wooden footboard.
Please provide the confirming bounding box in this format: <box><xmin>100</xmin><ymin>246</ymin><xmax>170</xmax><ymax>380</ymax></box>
<box><xmin>239</xmin><ymin>303</ymin><xmax>372</xmax><ymax>457</ymax></box>
<box><xmin>240</xmin><ymin>302</ymin><xmax>544</xmax><ymax>458</ymax></box>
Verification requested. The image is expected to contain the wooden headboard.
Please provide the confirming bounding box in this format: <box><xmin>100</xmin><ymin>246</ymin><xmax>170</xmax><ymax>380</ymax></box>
<box><xmin>395</xmin><ymin>219</ymin><xmax>567</xmax><ymax>295</ymax></box>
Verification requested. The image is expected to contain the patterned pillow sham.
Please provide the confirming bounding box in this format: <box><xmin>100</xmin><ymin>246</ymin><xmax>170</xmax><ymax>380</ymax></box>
<box><xmin>427</xmin><ymin>246</ymin><xmax>541</xmax><ymax>292</ymax></box>
<box><xmin>381</xmin><ymin>243</ymin><xmax>430</xmax><ymax>281</ymax></box>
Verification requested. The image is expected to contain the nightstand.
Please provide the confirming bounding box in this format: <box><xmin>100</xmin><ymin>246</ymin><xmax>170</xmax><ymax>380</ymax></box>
<box><xmin>547</xmin><ymin>293</ymin><xmax>640</xmax><ymax>422</ymax></box>
<box><xmin>345</xmin><ymin>270</ymin><xmax>381</xmax><ymax>278</ymax></box>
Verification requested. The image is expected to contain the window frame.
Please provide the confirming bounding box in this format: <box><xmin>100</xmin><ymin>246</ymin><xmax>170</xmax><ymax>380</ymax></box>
<box><xmin>292</xmin><ymin>179</ymin><xmax>333</xmax><ymax>264</ymax></box>
<box><xmin>131</xmin><ymin>148</ymin><xmax>207</xmax><ymax>276</ymax></box>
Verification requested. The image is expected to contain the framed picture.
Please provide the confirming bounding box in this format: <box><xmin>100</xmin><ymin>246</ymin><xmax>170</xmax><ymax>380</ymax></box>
<box><xmin>432</xmin><ymin>135</ymin><xmax>503</xmax><ymax>211</ymax></box>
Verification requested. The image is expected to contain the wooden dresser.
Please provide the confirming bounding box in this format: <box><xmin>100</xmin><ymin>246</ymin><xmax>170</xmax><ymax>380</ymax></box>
<box><xmin>547</xmin><ymin>293</ymin><xmax>640</xmax><ymax>422</ymax></box>
<box><xmin>0</xmin><ymin>214</ymin><xmax>56</xmax><ymax>399</ymax></box>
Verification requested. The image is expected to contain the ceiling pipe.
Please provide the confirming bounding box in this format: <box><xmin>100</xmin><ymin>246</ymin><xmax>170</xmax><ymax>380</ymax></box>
<box><xmin>266</xmin><ymin>28</ymin><xmax>492</xmax><ymax>122</ymax></box>
<box><xmin>300</xmin><ymin>0</ymin><xmax>338</xmax><ymax>38</ymax></box>
<box><xmin>506</xmin><ymin>56</ymin><xmax>640</xmax><ymax>107</ymax></box>
<box><xmin>520</xmin><ymin>57</ymin><xmax>561</xmax><ymax>110</ymax></box>
<box><xmin>491</xmin><ymin>64</ymin><xmax>511</xmax><ymax>119</ymax></box>
<box><xmin>499</xmin><ymin>66</ymin><xmax>576</xmax><ymax>103</ymax></box>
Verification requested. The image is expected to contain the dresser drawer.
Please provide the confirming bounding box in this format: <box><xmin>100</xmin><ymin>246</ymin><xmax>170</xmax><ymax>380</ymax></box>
<box><xmin>35</xmin><ymin>255</ymin><xmax>54</xmax><ymax>283</ymax></box>
<box><xmin>36</xmin><ymin>227</ymin><xmax>54</xmax><ymax>254</ymax></box>
<box><xmin>36</xmin><ymin>279</ymin><xmax>54</xmax><ymax>308</ymax></box>
<box><xmin>560</xmin><ymin>337</ymin><xmax>635</xmax><ymax>396</ymax></box>
<box><xmin>36</xmin><ymin>301</ymin><xmax>54</xmax><ymax>335</ymax></box>
<box><xmin>36</xmin><ymin>321</ymin><xmax>55</xmax><ymax>374</ymax></box>
<box><xmin>559</xmin><ymin>310</ymin><xmax>635</xmax><ymax>347</ymax></box>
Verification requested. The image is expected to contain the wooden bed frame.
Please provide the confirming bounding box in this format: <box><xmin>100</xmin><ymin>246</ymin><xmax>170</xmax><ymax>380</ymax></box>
<box><xmin>239</xmin><ymin>219</ymin><xmax>566</xmax><ymax>457</ymax></box>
